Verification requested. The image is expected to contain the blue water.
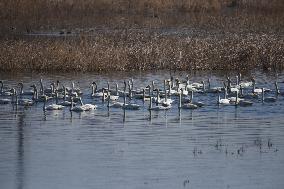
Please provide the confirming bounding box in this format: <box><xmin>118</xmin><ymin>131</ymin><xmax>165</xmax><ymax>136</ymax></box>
<box><xmin>0</xmin><ymin>71</ymin><xmax>284</xmax><ymax>189</ymax></box>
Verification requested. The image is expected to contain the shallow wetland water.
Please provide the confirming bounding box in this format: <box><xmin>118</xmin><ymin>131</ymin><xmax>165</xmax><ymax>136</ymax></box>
<box><xmin>0</xmin><ymin>70</ymin><xmax>284</xmax><ymax>189</ymax></box>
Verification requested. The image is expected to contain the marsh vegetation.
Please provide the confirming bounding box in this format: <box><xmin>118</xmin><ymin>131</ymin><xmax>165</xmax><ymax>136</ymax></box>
<box><xmin>0</xmin><ymin>0</ymin><xmax>284</xmax><ymax>72</ymax></box>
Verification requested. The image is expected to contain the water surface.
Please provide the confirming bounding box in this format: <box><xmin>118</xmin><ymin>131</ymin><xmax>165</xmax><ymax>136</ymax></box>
<box><xmin>0</xmin><ymin>71</ymin><xmax>284</xmax><ymax>189</ymax></box>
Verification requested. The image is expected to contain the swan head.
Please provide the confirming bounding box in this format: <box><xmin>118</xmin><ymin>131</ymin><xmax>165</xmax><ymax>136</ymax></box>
<box><xmin>186</xmin><ymin>74</ymin><xmax>189</xmax><ymax>80</ymax></box>
<box><xmin>30</xmin><ymin>84</ymin><xmax>37</xmax><ymax>89</ymax></box>
<box><xmin>251</xmin><ymin>77</ymin><xmax>256</xmax><ymax>84</ymax></box>
<box><xmin>10</xmin><ymin>88</ymin><xmax>16</xmax><ymax>95</ymax></box>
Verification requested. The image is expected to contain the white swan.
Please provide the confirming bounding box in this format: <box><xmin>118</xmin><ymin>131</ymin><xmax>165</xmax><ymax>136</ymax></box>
<box><xmin>0</xmin><ymin>89</ymin><xmax>13</xmax><ymax>96</ymax></box>
<box><xmin>187</xmin><ymin>90</ymin><xmax>205</xmax><ymax>107</ymax></box>
<box><xmin>236</xmin><ymin>73</ymin><xmax>253</xmax><ymax>88</ymax></box>
<box><xmin>45</xmin><ymin>104</ymin><xmax>64</xmax><ymax>110</ymax></box>
<box><xmin>106</xmin><ymin>82</ymin><xmax>119</xmax><ymax>101</ymax></box>
<box><xmin>252</xmin><ymin>79</ymin><xmax>270</xmax><ymax>94</ymax></box>
<box><xmin>57</xmin><ymin>100</ymin><xmax>73</xmax><ymax>106</ymax></box>
<box><xmin>191</xmin><ymin>82</ymin><xmax>204</xmax><ymax>90</ymax></box>
<box><xmin>218</xmin><ymin>95</ymin><xmax>230</xmax><ymax>105</ymax></box>
<box><xmin>0</xmin><ymin>81</ymin><xmax>13</xmax><ymax>96</ymax></box>
<box><xmin>43</xmin><ymin>95</ymin><xmax>64</xmax><ymax>111</ymax></box>
<box><xmin>18</xmin><ymin>82</ymin><xmax>34</xmax><ymax>95</ymax></box>
<box><xmin>91</xmin><ymin>82</ymin><xmax>104</xmax><ymax>98</ymax></box>
<box><xmin>0</xmin><ymin>87</ymin><xmax>13</xmax><ymax>104</ymax></box>
<box><xmin>217</xmin><ymin>89</ymin><xmax>230</xmax><ymax>105</ymax></box>
<box><xmin>262</xmin><ymin>88</ymin><xmax>277</xmax><ymax>103</ymax></box>
<box><xmin>148</xmin><ymin>97</ymin><xmax>171</xmax><ymax>111</ymax></box>
<box><xmin>239</xmin><ymin>100</ymin><xmax>253</xmax><ymax>106</ymax></box>
<box><xmin>152</xmin><ymin>89</ymin><xmax>173</xmax><ymax>106</ymax></box>
<box><xmin>0</xmin><ymin>98</ymin><xmax>11</xmax><ymax>104</ymax></box>
<box><xmin>240</xmin><ymin>81</ymin><xmax>253</xmax><ymax>88</ymax></box>
<box><xmin>275</xmin><ymin>81</ymin><xmax>284</xmax><ymax>96</ymax></box>
<box><xmin>70</xmin><ymin>97</ymin><xmax>97</xmax><ymax>112</ymax></box>
<box><xmin>79</xmin><ymin>97</ymin><xmax>97</xmax><ymax>110</ymax></box>
<box><xmin>71</xmin><ymin>82</ymin><xmax>83</xmax><ymax>95</ymax></box>
<box><xmin>122</xmin><ymin>93</ymin><xmax>140</xmax><ymax>110</ymax></box>
<box><xmin>206</xmin><ymin>78</ymin><xmax>222</xmax><ymax>93</ymax></box>
<box><xmin>8</xmin><ymin>88</ymin><xmax>34</xmax><ymax>106</ymax></box>
<box><xmin>178</xmin><ymin>90</ymin><xmax>198</xmax><ymax>109</ymax></box>
<box><xmin>231</xmin><ymin>90</ymin><xmax>253</xmax><ymax>106</ymax></box>
<box><xmin>31</xmin><ymin>84</ymin><xmax>52</xmax><ymax>102</ymax></box>
<box><xmin>108</xmin><ymin>101</ymin><xmax>124</xmax><ymax>108</ymax></box>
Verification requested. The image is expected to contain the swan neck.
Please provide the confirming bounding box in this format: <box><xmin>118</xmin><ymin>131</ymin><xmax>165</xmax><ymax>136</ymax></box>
<box><xmin>40</xmin><ymin>79</ymin><xmax>44</xmax><ymax>95</ymax></box>
<box><xmin>80</xmin><ymin>98</ymin><xmax>84</xmax><ymax>106</ymax></box>
<box><xmin>275</xmin><ymin>82</ymin><xmax>280</xmax><ymax>94</ymax></box>
<box><xmin>63</xmin><ymin>87</ymin><xmax>66</xmax><ymax>100</ymax></box>
<box><xmin>124</xmin><ymin>93</ymin><xmax>126</xmax><ymax>106</ymax></box>
<box><xmin>19</xmin><ymin>83</ymin><xmax>23</xmax><ymax>94</ymax></box>
<box><xmin>102</xmin><ymin>89</ymin><xmax>105</xmax><ymax>102</ymax></box>
<box><xmin>91</xmin><ymin>85</ymin><xmax>95</xmax><ymax>96</ymax></box>
<box><xmin>115</xmin><ymin>84</ymin><xmax>118</xmax><ymax>95</ymax></box>
<box><xmin>262</xmin><ymin>88</ymin><xmax>264</xmax><ymax>102</ymax></box>
<box><xmin>235</xmin><ymin>91</ymin><xmax>238</xmax><ymax>105</ymax></box>
<box><xmin>208</xmin><ymin>79</ymin><xmax>211</xmax><ymax>89</ymax></box>
<box><xmin>178</xmin><ymin>90</ymin><xmax>182</xmax><ymax>109</ymax></box>
<box><xmin>55</xmin><ymin>92</ymin><xmax>58</xmax><ymax>104</ymax></box>
<box><xmin>43</xmin><ymin>97</ymin><xmax>46</xmax><ymax>110</ymax></box>
<box><xmin>156</xmin><ymin>89</ymin><xmax>159</xmax><ymax>105</ymax></box>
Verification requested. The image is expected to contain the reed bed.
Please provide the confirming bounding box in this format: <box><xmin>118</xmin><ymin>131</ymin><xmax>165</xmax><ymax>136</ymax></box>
<box><xmin>0</xmin><ymin>32</ymin><xmax>283</xmax><ymax>72</ymax></box>
<box><xmin>1</xmin><ymin>1</ymin><xmax>283</xmax><ymax>72</ymax></box>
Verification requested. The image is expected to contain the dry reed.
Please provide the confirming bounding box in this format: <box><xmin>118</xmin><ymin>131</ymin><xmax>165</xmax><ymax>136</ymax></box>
<box><xmin>0</xmin><ymin>32</ymin><xmax>283</xmax><ymax>72</ymax></box>
<box><xmin>0</xmin><ymin>1</ymin><xmax>283</xmax><ymax>72</ymax></box>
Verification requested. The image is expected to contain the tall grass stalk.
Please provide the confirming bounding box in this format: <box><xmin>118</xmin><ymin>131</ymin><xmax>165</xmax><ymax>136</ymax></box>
<box><xmin>0</xmin><ymin>32</ymin><xmax>283</xmax><ymax>72</ymax></box>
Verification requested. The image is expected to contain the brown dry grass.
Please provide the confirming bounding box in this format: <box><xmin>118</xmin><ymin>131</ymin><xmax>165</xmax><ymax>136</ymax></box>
<box><xmin>0</xmin><ymin>1</ymin><xmax>283</xmax><ymax>72</ymax></box>
<box><xmin>0</xmin><ymin>32</ymin><xmax>283</xmax><ymax>72</ymax></box>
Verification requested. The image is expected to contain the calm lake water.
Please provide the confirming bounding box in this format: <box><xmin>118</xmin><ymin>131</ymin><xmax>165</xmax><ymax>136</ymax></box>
<box><xmin>1</xmin><ymin>70</ymin><xmax>284</xmax><ymax>189</ymax></box>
